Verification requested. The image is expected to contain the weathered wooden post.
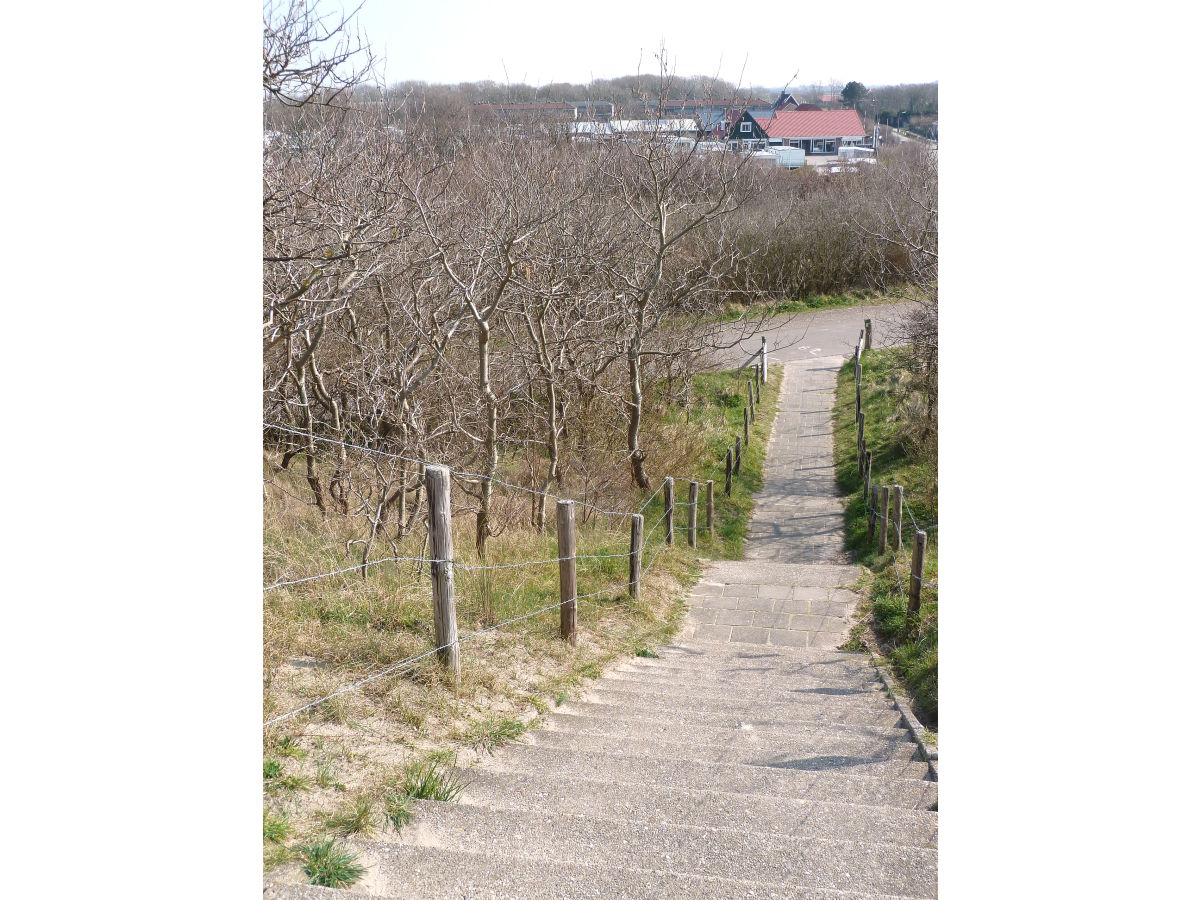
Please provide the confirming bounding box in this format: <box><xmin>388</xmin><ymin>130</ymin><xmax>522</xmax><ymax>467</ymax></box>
<box><xmin>743</xmin><ymin>407</ymin><xmax>750</xmax><ymax>446</ymax></box>
<box><xmin>856</xmin><ymin>412</ymin><xmax>865</xmax><ymax>475</ymax></box>
<box><xmin>705</xmin><ymin>480</ymin><xmax>714</xmax><ymax>539</ymax></box>
<box><xmin>892</xmin><ymin>485</ymin><xmax>903</xmax><ymax>548</ymax></box>
<box><xmin>754</xmin><ymin>375</ymin><xmax>760</xmax><ymax>404</ymax></box>
<box><xmin>760</xmin><ymin>336</ymin><xmax>767</xmax><ymax>383</ymax></box>
<box><xmin>863</xmin><ymin>451</ymin><xmax>873</xmax><ymax>503</ymax></box>
<box><xmin>425</xmin><ymin>465</ymin><xmax>460</xmax><ymax>678</ymax></box>
<box><xmin>906</xmin><ymin>530</ymin><xmax>928</xmax><ymax>633</ymax></box>
<box><xmin>556</xmin><ymin>500</ymin><xmax>577</xmax><ymax>645</ymax></box>
<box><xmin>864</xmin><ymin>318</ymin><xmax>873</xmax><ymax>350</ymax></box>
<box><xmin>868</xmin><ymin>483</ymin><xmax>878</xmax><ymax>542</ymax></box>
<box><xmin>747</xmin><ymin>380</ymin><xmax>755</xmax><ymax>422</ymax></box>
<box><xmin>687</xmin><ymin>480</ymin><xmax>698</xmax><ymax>548</ymax></box>
<box><xmin>878</xmin><ymin>485</ymin><xmax>890</xmax><ymax>554</ymax></box>
<box><xmin>628</xmin><ymin>513</ymin><xmax>643</xmax><ymax>600</ymax></box>
<box><xmin>734</xmin><ymin>435</ymin><xmax>742</xmax><ymax>475</ymax></box>
<box><xmin>664</xmin><ymin>477</ymin><xmax>675</xmax><ymax>546</ymax></box>
<box><xmin>724</xmin><ymin>448</ymin><xmax>733</xmax><ymax>496</ymax></box>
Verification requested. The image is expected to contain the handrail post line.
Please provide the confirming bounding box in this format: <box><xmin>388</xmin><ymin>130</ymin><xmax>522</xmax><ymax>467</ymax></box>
<box><xmin>688</xmin><ymin>480</ymin><xmax>698</xmax><ymax>548</ymax></box>
<box><xmin>629</xmin><ymin>513</ymin><xmax>643</xmax><ymax>600</ymax></box>
<box><xmin>705</xmin><ymin>480</ymin><xmax>714</xmax><ymax>539</ymax></box>
<box><xmin>664</xmin><ymin>477</ymin><xmax>675</xmax><ymax>546</ymax></box>
<box><xmin>556</xmin><ymin>499</ymin><xmax>577</xmax><ymax>645</ymax></box>
<box><xmin>907</xmin><ymin>530</ymin><xmax>928</xmax><ymax>634</ymax></box>
<box><xmin>425</xmin><ymin>465</ymin><xmax>460</xmax><ymax>679</ymax></box>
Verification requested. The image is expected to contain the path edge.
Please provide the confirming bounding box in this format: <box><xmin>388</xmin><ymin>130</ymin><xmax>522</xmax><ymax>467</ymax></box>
<box><xmin>872</xmin><ymin>659</ymin><xmax>939</xmax><ymax>781</ymax></box>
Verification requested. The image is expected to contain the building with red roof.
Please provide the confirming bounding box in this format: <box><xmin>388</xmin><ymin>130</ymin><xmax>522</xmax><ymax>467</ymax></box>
<box><xmin>727</xmin><ymin>108</ymin><xmax>868</xmax><ymax>155</ymax></box>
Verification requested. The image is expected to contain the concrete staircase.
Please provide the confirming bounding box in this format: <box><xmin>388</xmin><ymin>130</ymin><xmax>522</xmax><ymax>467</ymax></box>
<box><xmin>266</xmin><ymin>641</ymin><xmax>937</xmax><ymax>899</ymax></box>
<box><xmin>266</xmin><ymin>355</ymin><xmax>938</xmax><ymax>898</ymax></box>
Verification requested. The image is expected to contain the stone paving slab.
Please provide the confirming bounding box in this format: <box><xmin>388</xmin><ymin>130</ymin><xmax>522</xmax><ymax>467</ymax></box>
<box><xmin>691</xmin><ymin>357</ymin><xmax>863</xmax><ymax>648</ymax></box>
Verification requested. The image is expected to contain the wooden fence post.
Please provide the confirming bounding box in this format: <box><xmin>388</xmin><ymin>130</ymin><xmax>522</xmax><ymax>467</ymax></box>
<box><xmin>863</xmin><ymin>451</ymin><xmax>872</xmax><ymax>502</ymax></box>
<box><xmin>760</xmin><ymin>336</ymin><xmax>766</xmax><ymax>383</ymax></box>
<box><xmin>628</xmin><ymin>513</ymin><xmax>643</xmax><ymax>600</ymax></box>
<box><xmin>906</xmin><ymin>530</ymin><xmax>928</xmax><ymax>634</ymax></box>
<box><xmin>754</xmin><ymin>375</ymin><xmax>760</xmax><ymax>404</ymax></box>
<box><xmin>664</xmin><ymin>477</ymin><xmax>675</xmax><ymax>546</ymax></box>
<box><xmin>856</xmin><ymin>412</ymin><xmax>865</xmax><ymax>476</ymax></box>
<box><xmin>743</xmin><ymin>407</ymin><xmax>750</xmax><ymax>446</ymax></box>
<box><xmin>864</xmin><ymin>318</ymin><xmax>873</xmax><ymax>350</ymax></box>
<box><xmin>687</xmin><ymin>480</ymin><xmax>698</xmax><ymax>548</ymax></box>
<box><xmin>747</xmin><ymin>380</ymin><xmax>754</xmax><ymax>422</ymax></box>
<box><xmin>868</xmin><ymin>483</ymin><xmax>878</xmax><ymax>542</ymax></box>
<box><xmin>705</xmin><ymin>480</ymin><xmax>714</xmax><ymax>539</ymax></box>
<box><xmin>425</xmin><ymin>465</ymin><xmax>460</xmax><ymax>679</ymax></box>
<box><xmin>556</xmin><ymin>500</ymin><xmax>577</xmax><ymax>645</ymax></box>
<box><xmin>892</xmin><ymin>485</ymin><xmax>903</xmax><ymax>548</ymax></box>
<box><xmin>734</xmin><ymin>435</ymin><xmax>742</xmax><ymax>475</ymax></box>
<box><xmin>878</xmin><ymin>485</ymin><xmax>890</xmax><ymax>554</ymax></box>
<box><xmin>724</xmin><ymin>448</ymin><xmax>733</xmax><ymax>496</ymax></box>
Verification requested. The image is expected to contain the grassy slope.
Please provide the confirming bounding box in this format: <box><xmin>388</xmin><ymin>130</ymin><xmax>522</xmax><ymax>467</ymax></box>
<box><xmin>832</xmin><ymin>346</ymin><xmax>938</xmax><ymax>727</ymax></box>
<box><xmin>718</xmin><ymin>288</ymin><xmax>909</xmax><ymax>323</ymax></box>
<box><xmin>262</xmin><ymin>364</ymin><xmax>782</xmax><ymax>872</ymax></box>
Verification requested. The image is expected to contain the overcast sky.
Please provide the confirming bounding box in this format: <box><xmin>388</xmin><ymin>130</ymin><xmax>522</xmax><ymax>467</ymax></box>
<box><xmin>351</xmin><ymin>0</ymin><xmax>939</xmax><ymax>90</ymax></box>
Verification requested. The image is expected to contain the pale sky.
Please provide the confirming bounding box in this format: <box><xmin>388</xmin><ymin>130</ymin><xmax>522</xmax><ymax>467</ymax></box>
<box><xmin>349</xmin><ymin>0</ymin><xmax>940</xmax><ymax>90</ymax></box>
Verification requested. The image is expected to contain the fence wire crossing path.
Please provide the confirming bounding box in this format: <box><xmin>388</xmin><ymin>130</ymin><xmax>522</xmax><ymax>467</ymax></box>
<box><xmin>267</xmin><ymin>350</ymin><xmax>938</xmax><ymax>898</ymax></box>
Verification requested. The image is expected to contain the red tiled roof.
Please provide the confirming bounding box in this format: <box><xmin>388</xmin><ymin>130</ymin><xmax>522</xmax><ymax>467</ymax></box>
<box><xmin>761</xmin><ymin>109</ymin><xmax>865</xmax><ymax>139</ymax></box>
<box><xmin>474</xmin><ymin>102</ymin><xmax>575</xmax><ymax>111</ymax></box>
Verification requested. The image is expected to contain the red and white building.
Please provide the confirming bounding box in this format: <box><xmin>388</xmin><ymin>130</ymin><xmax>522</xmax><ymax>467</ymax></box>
<box><xmin>727</xmin><ymin>108</ymin><xmax>868</xmax><ymax>155</ymax></box>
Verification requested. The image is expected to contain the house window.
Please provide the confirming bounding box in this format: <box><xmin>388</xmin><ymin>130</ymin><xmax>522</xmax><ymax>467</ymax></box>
<box><xmin>740</xmin><ymin>122</ymin><xmax>751</xmax><ymax>134</ymax></box>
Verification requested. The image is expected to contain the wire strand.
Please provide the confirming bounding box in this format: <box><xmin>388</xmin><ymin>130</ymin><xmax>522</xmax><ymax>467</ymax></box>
<box><xmin>264</xmin><ymin>422</ymin><xmax>638</xmax><ymax>519</ymax></box>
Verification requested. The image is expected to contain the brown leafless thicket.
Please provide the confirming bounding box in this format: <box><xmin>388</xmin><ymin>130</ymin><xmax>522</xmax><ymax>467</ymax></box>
<box><xmin>263</xmin><ymin>24</ymin><xmax>937</xmax><ymax>560</ymax></box>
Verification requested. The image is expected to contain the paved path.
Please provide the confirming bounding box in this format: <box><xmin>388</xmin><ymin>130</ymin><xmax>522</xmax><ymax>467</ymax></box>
<box><xmin>680</xmin><ymin>353</ymin><xmax>858</xmax><ymax>649</ymax></box>
<box><xmin>266</xmin><ymin>309</ymin><xmax>938</xmax><ymax>898</ymax></box>
<box><xmin>721</xmin><ymin>301</ymin><xmax>911</xmax><ymax>369</ymax></box>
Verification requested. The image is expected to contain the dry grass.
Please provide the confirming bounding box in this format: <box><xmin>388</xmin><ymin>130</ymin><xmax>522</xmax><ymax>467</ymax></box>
<box><xmin>262</xmin><ymin>367</ymin><xmax>782</xmax><ymax>868</ymax></box>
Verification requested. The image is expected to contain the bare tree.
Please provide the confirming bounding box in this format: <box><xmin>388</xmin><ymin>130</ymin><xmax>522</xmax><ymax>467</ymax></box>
<box><xmin>263</xmin><ymin>0</ymin><xmax>375</xmax><ymax>107</ymax></box>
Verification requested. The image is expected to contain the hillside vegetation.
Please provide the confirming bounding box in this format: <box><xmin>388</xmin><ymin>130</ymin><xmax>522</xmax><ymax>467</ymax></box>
<box><xmin>834</xmin><ymin>345</ymin><xmax>938</xmax><ymax>726</ymax></box>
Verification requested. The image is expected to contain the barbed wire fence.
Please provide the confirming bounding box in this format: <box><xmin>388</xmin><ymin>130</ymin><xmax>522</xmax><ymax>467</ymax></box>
<box><xmin>263</xmin><ymin>432</ymin><xmax>723</xmax><ymax>731</ymax></box>
<box><xmin>262</xmin><ymin>340</ymin><xmax>780</xmax><ymax>732</ymax></box>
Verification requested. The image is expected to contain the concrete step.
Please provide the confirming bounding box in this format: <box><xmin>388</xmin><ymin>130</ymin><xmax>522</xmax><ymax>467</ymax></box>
<box><xmin>609</xmin><ymin>657</ymin><xmax>883</xmax><ymax>686</ymax></box>
<box><xmin>458</xmin><ymin>767</ymin><xmax>939</xmax><ymax>847</ymax></box>
<box><xmin>553</xmin><ymin>692</ymin><xmax>904</xmax><ymax>730</ymax></box>
<box><xmin>653</xmin><ymin>641</ymin><xmax>871</xmax><ymax>666</ymax></box>
<box><xmin>283</xmin><ymin>842</ymin><xmax>912</xmax><ymax>899</ymax></box>
<box><xmin>523</xmin><ymin>728</ymin><xmax>930</xmax><ymax>780</ymax></box>
<box><xmin>395</xmin><ymin>801</ymin><xmax>938</xmax><ymax>897</ymax></box>
<box><xmin>617</xmin><ymin>654</ymin><xmax>878</xmax><ymax>684</ymax></box>
<box><xmin>264</xmin><ymin>885</ymin><xmax>387</xmax><ymax>900</ymax></box>
<box><xmin>585</xmin><ymin>676</ymin><xmax>897</xmax><ymax>710</ymax></box>
<box><xmin>700</xmin><ymin>560</ymin><xmax>862</xmax><ymax>587</ymax></box>
<box><xmin>553</xmin><ymin>703</ymin><xmax>909</xmax><ymax>745</ymax></box>
<box><xmin>478</xmin><ymin>744</ymin><xmax>939</xmax><ymax>810</ymax></box>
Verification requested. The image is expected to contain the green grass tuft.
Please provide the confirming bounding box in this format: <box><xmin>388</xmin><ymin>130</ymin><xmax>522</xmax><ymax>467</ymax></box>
<box><xmin>300</xmin><ymin>839</ymin><xmax>365</xmax><ymax>888</ymax></box>
<box><xmin>402</xmin><ymin>757</ymin><xmax>465</xmax><ymax>802</ymax></box>
<box><xmin>455</xmin><ymin>715</ymin><xmax>527</xmax><ymax>753</ymax></box>
<box><xmin>276</xmin><ymin>736</ymin><xmax>307</xmax><ymax>759</ymax></box>
<box><xmin>634</xmin><ymin>647</ymin><xmax>659</xmax><ymax>658</ymax></box>
<box><xmin>383</xmin><ymin>790</ymin><xmax>414</xmax><ymax>830</ymax></box>
<box><xmin>325</xmin><ymin>794</ymin><xmax>375</xmax><ymax>836</ymax></box>
<box><xmin>263</xmin><ymin>810</ymin><xmax>290</xmax><ymax>843</ymax></box>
